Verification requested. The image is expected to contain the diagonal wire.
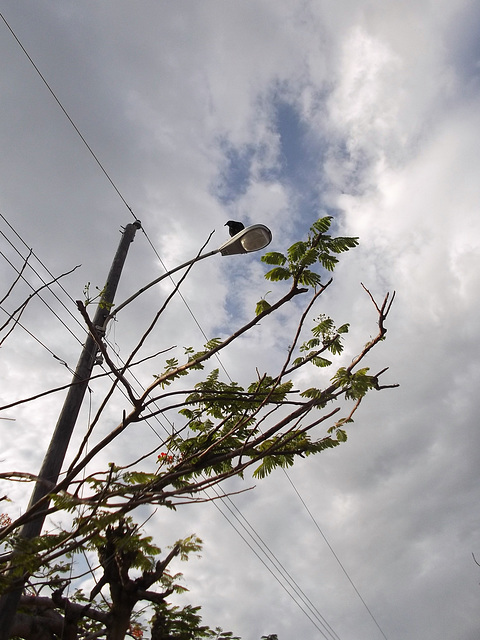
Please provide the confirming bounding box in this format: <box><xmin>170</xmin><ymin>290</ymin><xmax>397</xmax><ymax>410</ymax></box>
<box><xmin>141</xmin><ymin>228</ymin><xmax>233</xmax><ymax>383</ymax></box>
<box><xmin>206</xmin><ymin>484</ymin><xmax>342</xmax><ymax>640</ymax></box>
<box><xmin>0</xmin><ymin>212</ymin><xmax>88</xmax><ymax>335</ymax></box>
<box><xmin>0</xmin><ymin>12</ymin><xmax>137</xmax><ymax>222</ymax></box>
<box><xmin>0</xmin><ymin>246</ymin><xmax>83</xmax><ymax>346</ymax></box>
<box><xmin>282</xmin><ymin>470</ymin><xmax>389</xmax><ymax>640</ymax></box>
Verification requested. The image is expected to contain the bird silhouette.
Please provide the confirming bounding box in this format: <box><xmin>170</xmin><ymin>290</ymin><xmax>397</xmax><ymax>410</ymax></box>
<box><xmin>225</xmin><ymin>220</ymin><xmax>245</xmax><ymax>237</ymax></box>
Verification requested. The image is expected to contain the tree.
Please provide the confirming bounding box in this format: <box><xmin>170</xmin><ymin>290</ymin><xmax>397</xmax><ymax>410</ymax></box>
<box><xmin>0</xmin><ymin>217</ymin><xmax>397</xmax><ymax>639</ymax></box>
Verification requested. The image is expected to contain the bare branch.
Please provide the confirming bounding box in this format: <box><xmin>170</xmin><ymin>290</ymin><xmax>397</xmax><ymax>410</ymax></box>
<box><xmin>0</xmin><ymin>346</ymin><xmax>175</xmax><ymax>413</ymax></box>
<box><xmin>76</xmin><ymin>299</ymin><xmax>141</xmax><ymax>407</ymax></box>
<box><xmin>0</xmin><ymin>249</ymin><xmax>32</xmax><ymax>306</ymax></box>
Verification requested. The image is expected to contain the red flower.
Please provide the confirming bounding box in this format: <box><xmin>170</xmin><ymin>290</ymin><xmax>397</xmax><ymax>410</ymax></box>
<box><xmin>0</xmin><ymin>513</ymin><xmax>12</xmax><ymax>528</ymax></box>
<box><xmin>129</xmin><ymin>624</ymin><xmax>143</xmax><ymax>639</ymax></box>
<box><xmin>157</xmin><ymin>452</ymin><xmax>174</xmax><ymax>464</ymax></box>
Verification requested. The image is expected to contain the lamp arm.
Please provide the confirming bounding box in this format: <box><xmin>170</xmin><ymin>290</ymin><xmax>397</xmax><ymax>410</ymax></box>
<box><xmin>106</xmin><ymin>248</ymin><xmax>220</xmax><ymax>323</ymax></box>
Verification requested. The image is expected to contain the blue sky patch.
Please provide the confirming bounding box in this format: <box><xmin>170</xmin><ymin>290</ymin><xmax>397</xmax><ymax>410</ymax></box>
<box><xmin>214</xmin><ymin>140</ymin><xmax>256</xmax><ymax>205</ymax></box>
<box><xmin>214</xmin><ymin>96</ymin><xmax>330</xmax><ymax>234</ymax></box>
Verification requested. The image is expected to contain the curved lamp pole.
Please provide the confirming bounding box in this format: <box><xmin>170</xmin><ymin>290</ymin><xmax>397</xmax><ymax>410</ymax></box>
<box><xmin>108</xmin><ymin>224</ymin><xmax>272</xmax><ymax>321</ymax></box>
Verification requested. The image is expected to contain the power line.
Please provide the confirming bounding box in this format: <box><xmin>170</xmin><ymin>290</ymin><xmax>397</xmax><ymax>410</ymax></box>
<box><xmin>283</xmin><ymin>470</ymin><xmax>389</xmax><ymax>640</ymax></box>
<box><xmin>207</xmin><ymin>486</ymin><xmax>342</xmax><ymax>640</ymax></box>
<box><xmin>0</xmin><ymin>243</ymin><xmax>83</xmax><ymax>347</ymax></box>
<box><xmin>141</xmin><ymin>228</ymin><xmax>233</xmax><ymax>383</ymax></box>
<box><xmin>0</xmin><ymin>214</ymin><xmax>86</xmax><ymax>344</ymax></box>
<box><xmin>104</xmin><ymin>343</ymin><xmax>340</xmax><ymax>633</ymax></box>
<box><xmin>119</xmin><ymin>236</ymin><xmax>346</xmax><ymax>635</ymax></box>
<box><xmin>0</xmin><ymin>211</ymin><xmax>87</xmax><ymax>333</ymax></box>
<box><xmin>83</xmin><ymin>361</ymin><xmax>341</xmax><ymax>638</ymax></box>
<box><xmin>0</xmin><ymin>13</ymin><xmax>231</xmax><ymax>380</ymax></box>
<box><xmin>0</xmin><ymin>12</ymin><xmax>136</xmax><ymax>222</ymax></box>
<box><xmin>89</xmin><ymin>338</ymin><xmax>341</xmax><ymax>638</ymax></box>
<box><xmin>0</xmin><ymin>309</ymin><xmax>75</xmax><ymax>374</ymax></box>
<box><xmin>0</xmin><ymin>13</ymin><xmax>230</xmax><ymax>379</ymax></box>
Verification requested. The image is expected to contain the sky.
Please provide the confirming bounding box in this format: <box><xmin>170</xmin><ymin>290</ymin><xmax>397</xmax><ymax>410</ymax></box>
<box><xmin>1</xmin><ymin>1</ymin><xmax>480</xmax><ymax>639</ymax></box>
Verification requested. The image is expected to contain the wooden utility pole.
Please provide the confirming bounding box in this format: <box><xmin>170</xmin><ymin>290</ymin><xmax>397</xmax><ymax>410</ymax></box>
<box><xmin>0</xmin><ymin>220</ymin><xmax>141</xmax><ymax>639</ymax></box>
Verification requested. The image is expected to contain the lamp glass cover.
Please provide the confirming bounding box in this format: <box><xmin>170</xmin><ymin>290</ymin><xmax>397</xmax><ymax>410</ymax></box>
<box><xmin>241</xmin><ymin>227</ymin><xmax>271</xmax><ymax>252</ymax></box>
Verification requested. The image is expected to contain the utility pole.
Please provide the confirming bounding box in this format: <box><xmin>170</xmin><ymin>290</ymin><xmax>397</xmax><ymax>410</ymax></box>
<box><xmin>0</xmin><ymin>220</ymin><xmax>141</xmax><ymax>639</ymax></box>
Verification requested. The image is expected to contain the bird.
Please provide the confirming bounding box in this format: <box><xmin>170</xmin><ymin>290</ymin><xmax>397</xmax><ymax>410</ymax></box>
<box><xmin>225</xmin><ymin>220</ymin><xmax>245</xmax><ymax>237</ymax></box>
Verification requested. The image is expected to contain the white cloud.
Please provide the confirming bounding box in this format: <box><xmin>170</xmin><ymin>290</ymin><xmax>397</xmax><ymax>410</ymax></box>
<box><xmin>1</xmin><ymin>1</ymin><xmax>480</xmax><ymax>638</ymax></box>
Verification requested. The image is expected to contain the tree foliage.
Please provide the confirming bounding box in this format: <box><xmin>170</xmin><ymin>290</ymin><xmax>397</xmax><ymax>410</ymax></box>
<box><xmin>0</xmin><ymin>217</ymin><xmax>397</xmax><ymax>639</ymax></box>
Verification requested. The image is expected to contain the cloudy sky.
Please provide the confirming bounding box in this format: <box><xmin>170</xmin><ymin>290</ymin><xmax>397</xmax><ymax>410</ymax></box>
<box><xmin>1</xmin><ymin>1</ymin><xmax>480</xmax><ymax>639</ymax></box>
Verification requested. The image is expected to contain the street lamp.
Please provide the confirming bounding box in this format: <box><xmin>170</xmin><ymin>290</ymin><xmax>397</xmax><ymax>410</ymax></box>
<box><xmin>217</xmin><ymin>224</ymin><xmax>272</xmax><ymax>255</ymax></box>
<box><xmin>109</xmin><ymin>223</ymin><xmax>272</xmax><ymax>321</ymax></box>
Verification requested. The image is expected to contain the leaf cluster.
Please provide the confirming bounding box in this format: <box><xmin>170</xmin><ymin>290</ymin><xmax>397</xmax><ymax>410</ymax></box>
<box><xmin>331</xmin><ymin>367</ymin><xmax>379</xmax><ymax>400</ymax></box>
<box><xmin>260</xmin><ymin>216</ymin><xmax>358</xmax><ymax>290</ymax></box>
<box><xmin>290</xmin><ymin>314</ymin><xmax>350</xmax><ymax>373</ymax></box>
<box><xmin>170</xmin><ymin>370</ymin><xmax>295</xmax><ymax>480</ymax></box>
<box><xmin>83</xmin><ymin>282</ymin><xmax>114</xmax><ymax>311</ymax></box>
<box><xmin>151</xmin><ymin>602</ymin><xmax>240</xmax><ymax>640</ymax></box>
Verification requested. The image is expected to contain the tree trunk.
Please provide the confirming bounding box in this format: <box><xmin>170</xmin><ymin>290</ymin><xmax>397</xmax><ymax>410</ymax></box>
<box><xmin>106</xmin><ymin>594</ymin><xmax>136</xmax><ymax>640</ymax></box>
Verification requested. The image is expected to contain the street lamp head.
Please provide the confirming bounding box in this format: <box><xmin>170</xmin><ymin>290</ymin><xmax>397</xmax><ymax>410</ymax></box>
<box><xmin>108</xmin><ymin>223</ymin><xmax>273</xmax><ymax>322</ymax></box>
<box><xmin>218</xmin><ymin>224</ymin><xmax>272</xmax><ymax>256</ymax></box>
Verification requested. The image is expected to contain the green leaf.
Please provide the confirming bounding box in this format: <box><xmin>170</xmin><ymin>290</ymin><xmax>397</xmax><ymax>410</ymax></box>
<box><xmin>204</xmin><ymin>337</ymin><xmax>222</xmax><ymax>351</ymax></box>
<box><xmin>318</xmin><ymin>253</ymin><xmax>338</xmax><ymax>271</ymax></box>
<box><xmin>300</xmin><ymin>337</ymin><xmax>321</xmax><ymax>351</ymax></box>
<box><xmin>331</xmin><ymin>367</ymin><xmax>350</xmax><ymax>387</ymax></box>
<box><xmin>255</xmin><ymin>298</ymin><xmax>271</xmax><ymax>315</ymax></box>
<box><xmin>337</xmin><ymin>323</ymin><xmax>350</xmax><ymax>334</ymax></box>
<box><xmin>332</xmin><ymin>366</ymin><xmax>377</xmax><ymax>399</ymax></box>
<box><xmin>311</xmin><ymin>216</ymin><xmax>332</xmax><ymax>234</ymax></box>
<box><xmin>299</xmin><ymin>247</ymin><xmax>320</xmax><ymax>267</ymax></box>
<box><xmin>297</xmin><ymin>269</ymin><xmax>322</xmax><ymax>287</ymax></box>
<box><xmin>311</xmin><ymin>356</ymin><xmax>332</xmax><ymax>368</ymax></box>
<box><xmin>123</xmin><ymin>471</ymin><xmax>158</xmax><ymax>485</ymax></box>
<box><xmin>300</xmin><ymin>387</ymin><xmax>324</xmax><ymax>399</ymax></box>
<box><xmin>312</xmin><ymin>316</ymin><xmax>335</xmax><ymax>338</ymax></box>
<box><xmin>264</xmin><ymin>266</ymin><xmax>292</xmax><ymax>282</ymax></box>
<box><xmin>327</xmin><ymin>336</ymin><xmax>344</xmax><ymax>355</ymax></box>
<box><xmin>330</xmin><ymin>236</ymin><xmax>359</xmax><ymax>252</ymax></box>
<box><xmin>261</xmin><ymin>251</ymin><xmax>287</xmax><ymax>266</ymax></box>
<box><xmin>252</xmin><ymin>450</ymin><xmax>295</xmax><ymax>479</ymax></box>
<box><xmin>287</xmin><ymin>241</ymin><xmax>308</xmax><ymax>262</ymax></box>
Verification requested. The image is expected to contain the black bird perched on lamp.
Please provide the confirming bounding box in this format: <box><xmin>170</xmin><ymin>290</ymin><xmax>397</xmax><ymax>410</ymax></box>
<box><xmin>225</xmin><ymin>220</ymin><xmax>245</xmax><ymax>237</ymax></box>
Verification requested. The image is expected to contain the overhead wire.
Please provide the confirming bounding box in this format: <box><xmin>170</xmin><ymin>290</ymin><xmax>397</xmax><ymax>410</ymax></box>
<box><xmin>141</xmin><ymin>228</ymin><xmax>233</xmax><ymax>383</ymax></box>
<box><xmin>0</xmin><ymin>211</ymin><xmax>89</xmax><ymax>336</ymax></box>
<box><xmin>0</xmin><ymin>12</ymin><xmax>137</xmax><ymax>223</ymax></box>
<box><xmin>101</xmin><ymin>321</ymin><xmax>348</xmax><ymax>638</ymax></box>
<box><xmin>0</xmin><ymin>309</ymin><xmax>74</xmax><ymax>374</ymax></box>
<box><xmin>283</xmin><ymin>470</ymin><xmax>389</xmax><ymax>640</ymax></box>
<box><xmin>0</xmin><ymin>316</ymin><xmax>76</xmax><ymax>375</ymax></box>
<box><xmin>0</xmin><ymin>242</ymin><xmax>83</xmax><ymax>347</ymax></box>
<box><xmin>107</xmin><ymin>380</ymin><xmax>343</xmax><ymax>638</ymax></box>
<box><xmin>0</xmin><ymin>12</ymin><xmax>389</xmax><ymax>638</ymax></box>
<box><xmin>112</xmin><ymin>256</ymin><xmax>389</xmax><ymax>636</ymax></box>
<box><xmin>206</xmin><ymin>485</ymin><xmax>342</xmax><ymax>640</ymax></box>
<box><xmin>139</xmin><ymin>229</ymin><xmax>389</xmax><ymax>639</ymax></box>
<box><xmin>0</xmin><ymin>212</ymin><xmax>92</xmax><ymax>374</ymax></box>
